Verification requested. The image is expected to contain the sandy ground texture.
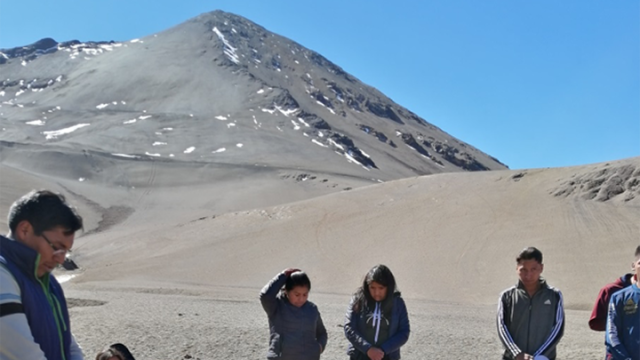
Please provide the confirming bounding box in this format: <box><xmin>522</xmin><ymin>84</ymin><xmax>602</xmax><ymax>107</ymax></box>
<box><xmin>0</xmin><ymin>156</ymin><xmax>638</xmax><ymax>359</ymax></box>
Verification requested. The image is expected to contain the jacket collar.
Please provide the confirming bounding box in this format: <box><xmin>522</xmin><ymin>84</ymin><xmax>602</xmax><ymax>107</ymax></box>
<box><xmin>0</xmin><ymin>235</ymin><xmax>40</xmax><ymax>280</ymax></box>
<box><xmin>516</xmin><ymin>277</ymin><xmax>549</xmax><ymax>290</ymax></box>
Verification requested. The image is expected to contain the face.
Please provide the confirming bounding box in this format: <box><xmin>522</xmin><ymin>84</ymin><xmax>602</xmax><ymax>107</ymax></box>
<box><xmin>633</xmin><ymin>256</ymin><xmax>640</xmax><ymax>279</ymax></box>
<box><xmin>286</xmin><ymin>285</ymin><xmax>309</xmax><ymax>308</ymax></box>
<box><xmin>14</xmin><ymin>221</ymin><xmax>75</xmax><ymax>277</ymax></box>
<box><xmin>517</xmin><ymin>259</ymin><xmax>543</xmax><ymax>287</ymax></box>
<box><xmin>368</xmin><ymin>281</ymin><xmax>388</xmax><ymax>302</ymax></box>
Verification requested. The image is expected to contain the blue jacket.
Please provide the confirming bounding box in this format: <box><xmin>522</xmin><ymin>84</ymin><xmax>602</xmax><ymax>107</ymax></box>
<box><xmin>606</xmin><ymin>283</ymin><xmax>640</xmax><ymax>360</ymax></box>
<box><xmin>344</xmin><ymin>294</ymin><xmax>410</xmax><ymax>360</ymax></box>
<box><xmin>0</xmin><ymin>235</ymin><xmax>73</xmax><ymax>360</ymax></box>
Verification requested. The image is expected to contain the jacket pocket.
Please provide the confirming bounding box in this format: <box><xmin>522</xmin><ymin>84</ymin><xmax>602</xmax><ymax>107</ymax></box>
<box><xmin>267</xmin><ymin>333</ymin><xmax>282</xmax><ymax>358</ymax></box>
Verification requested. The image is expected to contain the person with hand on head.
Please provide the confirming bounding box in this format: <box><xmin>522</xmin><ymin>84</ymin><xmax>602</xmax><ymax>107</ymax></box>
<box><xmin>260</xmin><ymin>268</ymin><xmax>328</xmax><ymax>360</ymax></box>
<box><xmin>344</xmin><ymin>264</ymin><xmax>410</xmax><ymax>360</ymax></box>
<box><xmin>497</xmin><ymin>247</ymin><xmax>565</xmax><ymax>360</ymax></box>
<box><xmin>0</xmin><ymin>190</ymin><xmax>85</xmax><ymax>360</ymax></box>
<box><xmin>605</xmin><ymin>245</ymin><xmax>640</xmax><ymax>360</ymax></box>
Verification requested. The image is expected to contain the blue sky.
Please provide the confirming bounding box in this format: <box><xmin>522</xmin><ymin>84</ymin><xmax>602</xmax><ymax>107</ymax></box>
<box><xmin>1</xmin><ymin>1</ymin><xmax>637</xmax><ymax>170</ymax></box>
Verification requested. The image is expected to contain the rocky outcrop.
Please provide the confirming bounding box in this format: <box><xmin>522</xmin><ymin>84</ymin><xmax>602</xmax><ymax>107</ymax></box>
<box><xmin>552</xmin><ymin>163</ymin><xmax>640</xmax><ymax>202</ymax></box>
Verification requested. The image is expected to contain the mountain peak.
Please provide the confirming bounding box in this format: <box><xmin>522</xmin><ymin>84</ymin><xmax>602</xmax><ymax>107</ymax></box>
<box><xmin>0</xmin><ymin>11</ymin><xmax>507</xmax><ymax>185</ymax></box>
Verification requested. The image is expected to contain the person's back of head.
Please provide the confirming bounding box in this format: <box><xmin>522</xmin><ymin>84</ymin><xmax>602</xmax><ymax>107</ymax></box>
<box><xmin>109</xmin><ymin>343</ymin><xmax>135</xmax><ymax>360</ymax></box>
<box><xmin>95</xmin><ymin>348</ymin><xmax>125</xmax><ymax>360</ymax></box>
<box><xmin>8</xmin><ymin>190</ymin><xmax>83</xmax><ymax>236</ymax></box>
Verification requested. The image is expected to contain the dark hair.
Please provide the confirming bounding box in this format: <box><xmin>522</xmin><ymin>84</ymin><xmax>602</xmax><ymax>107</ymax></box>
<box><xmin>285</xmin><ymin>271</ymin><xmax>311</xmax><ymax>291</ymax></box>
<box><xmin>352</xmin><ymin>264</ymin><xmax>399</xmax><ymax>316</ymax></box>
<box><xmin>7</xmin><ymin>190</ymin><xmax>83</xmax><ymax>235</ymax></box>
<box><xmin>635</xmin><ymin>245</ymin><xmax>640</xmax><ymax>258</ymax></box>
<box><xmin>109</xmin><ymin>343</ymin><xmax>135</xmax><ymax>360</ymax></box>
<box><xmin>516</xmin><ymin>247</ymin><xmax>543</xmax><ymax>264</ymax></box>
<box><xmin>95</xmin><ymin>348</ymin><xmax>125</xmax><ymax>360</ymax></box>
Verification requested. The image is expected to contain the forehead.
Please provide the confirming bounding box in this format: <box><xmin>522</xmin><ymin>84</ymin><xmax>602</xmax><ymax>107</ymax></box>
<box><xmin>289</xmin><ymin>286</ymin><xmax>309</xmax><ymax>294</ymax></box>
<box><xmin>517</xmin><ymin>259</ymin><xmax>542</xmax><ymax>268</ymax></box>
<box><xmin>368</xmin><ymin>281</ymin><xmax>387</xmax><ymax>288</ymax></box>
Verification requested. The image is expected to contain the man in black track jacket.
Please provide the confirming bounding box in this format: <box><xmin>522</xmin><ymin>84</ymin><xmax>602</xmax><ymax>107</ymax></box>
<box><xmin>497</xmin><ymin>247</ymin><xmax>565</xmax><ymax>360</ymax></box>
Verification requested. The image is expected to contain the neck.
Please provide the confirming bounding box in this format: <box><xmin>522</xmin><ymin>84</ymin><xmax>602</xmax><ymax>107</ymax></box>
<box><xmin>524</xmin><ymin>281</ymin><xmax>540</xmax><ymax>296</ymax></box>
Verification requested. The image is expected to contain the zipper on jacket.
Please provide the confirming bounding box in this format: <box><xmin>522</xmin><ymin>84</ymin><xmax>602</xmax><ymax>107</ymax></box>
<box><xmin>35</xmin><ymin>257</ymin><xmax>67</xmax><ymax>360</ymax></box>
<box><xmin>526</xmin><ymin>302</ymin><xmax>532</xmax><ymax>352</ymax></box>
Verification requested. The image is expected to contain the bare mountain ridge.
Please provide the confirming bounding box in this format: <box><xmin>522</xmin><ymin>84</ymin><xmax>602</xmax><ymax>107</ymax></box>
<box><xmin>1</xmin><ymin>10</ymin><xmax>505</xmax><ymax>184</ymax></box>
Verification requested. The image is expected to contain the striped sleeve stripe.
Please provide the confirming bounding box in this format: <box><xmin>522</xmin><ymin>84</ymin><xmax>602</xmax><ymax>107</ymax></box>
<box><xmin>534</xmin><ymin>290</ymin><xmax>564</xmax><ymax>356</ymax></box>
<box><xmin>0</xmin><ymin>302</ymin><xmax>24</xmax><ymax>317</ymax></box>
<box><xmin>497</xmin><ymin>288</ymin><xmax>521</xmax><ymax>356</ymax></box>
<box><xmin>0</xmin><ymin>293</ymin><xmax>22</xmax><ymax>303</ymax></box>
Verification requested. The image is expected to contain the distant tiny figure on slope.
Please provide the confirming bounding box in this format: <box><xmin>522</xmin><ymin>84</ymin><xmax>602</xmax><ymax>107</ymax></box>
<box><xmin>605</xmin><ymin>245</ymin><xmax>640</xmax><ymax>360</ymax></box>
<box><xmin>344</xmin><ymin>264</ymin><xmax>410</xmax><ymax>360</ymax></box>
<box><xmin>260</xmin><ymin>268</ymin><xmax>328</xmax><ymax>360</ymax></box>
<box><xmin>497</xmin><ymin>247</ymin><xmax>565</xmax><ymax>360</ymax></box>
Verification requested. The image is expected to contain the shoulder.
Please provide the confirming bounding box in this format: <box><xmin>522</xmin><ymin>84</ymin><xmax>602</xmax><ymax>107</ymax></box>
<box><xmin>543</xmin><ymin>284</ymin><xmax>564</xmax><ymax>300</ymax></box>
<box><xmin>612</xmin><ymin>285</ymin><xmax>637</xmax><ymax>301</ymax></box>
<box><xmin>0</xmin><ymin>264</ymin><xmax>21</xmax><ymax>300</ymax></box>
<box><xmin>392</xmin><ymin>294</ymin><xmax>407</xmax><ymax>309</ymax></box>
<box><xmin>600</xmin><ymin>279</ymin><xmax>626</xmax><ymax>294</ymax></box>
<box><xmin>305</xmin><ymin>300</ymin><xmax>318</xmax><ymax>309</ymax></box>
<box><xmin>499</xmin><ymin>285</ymin><xmax>518</xmax><ymax>299</ymax></box>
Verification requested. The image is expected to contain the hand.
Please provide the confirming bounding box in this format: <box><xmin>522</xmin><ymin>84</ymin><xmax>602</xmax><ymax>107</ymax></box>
<box><xmin>283</xmin><ymin>268</ymin><xmax>301</xmax><ymax>277</ymax></box>
<box><xmin>367</xmin><ymin>347</ymin><xmax>385</xmax><ymax>360</ymax></box>
<box><xmin>515</xmin><ymin>354</ymin><xmax>534</xmax><ymax>360</ymax></box>
<box><xmin>318</xmin><ymin>343</ymin><xmax>323</xmax><ymax>354</ymax></box>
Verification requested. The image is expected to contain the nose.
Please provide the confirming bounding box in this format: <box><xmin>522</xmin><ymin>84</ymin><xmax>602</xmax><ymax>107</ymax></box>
<box><xmin>53</xmin><ymin>252</ymin><xmax>66</xmax><ymax>264</ymax></box>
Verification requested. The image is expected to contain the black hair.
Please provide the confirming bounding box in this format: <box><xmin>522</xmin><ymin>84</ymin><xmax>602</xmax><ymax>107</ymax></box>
<box><xmin>8</xmin><ymin>190</ymin><xmax>83</xmax><ymax>235</ymax></box>
<box><xmin>285</xmin><ymin>271</ymin><xmax>311</xmax><ymax>291</ymax></box>
<box><xmin>635</xmin><ymin>245</ymin><xmax>640</xmax><ymax>258</ymax></box>
<box><xmin>95</xmin><ymin>348</ymin><xmax>125</xmax><ymax>360</ymax></box>
<box><xmin>109</xmin><ymin>343</ymin><xmax>135</xmax><ymax>360</ymax></box>
<box><xmin>352</xmin><ymin>264</ymin><xmax>399</xmax><ymax>316</ymax></box>
<box><xmin>516</xmin><ymin>247</ymin><xmax>543</xmax><ymax>264</ymax></box>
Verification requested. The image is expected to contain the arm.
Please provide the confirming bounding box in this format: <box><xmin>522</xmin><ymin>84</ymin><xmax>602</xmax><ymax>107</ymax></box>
<box><xmin>588</xmin><ymin>285</ymin><xmax>611</xmax><ymax>331</ymax></box>
<box><xmin>496</xmin><ymin>290</ymin><xmax>523</xmax><ymax>358</ymax></box>
<box><xmin>534</xmin><ymin>291</ymin><xmax>565</xmax><ymax>359</ymax></box>
<box><xmin>69</xmin><ymin>333</ymin><xmax>85</xmax><ymax>360</ymax></box>
<box><xmin>343</xmin><ymin>296</ymin><xmax>373</xmax><ymax>354</ymax></box>
<box><xmin>379</xmin><ymin>296</ymin><xmax>410</xmax><ymax>354</ymax></box>
<box><xmin>316</xmin><ymin>310</ymin><xmax>328</xmax><ymax>352</ymax></box>
<box><xmin>0</xmin><ymin>266</ymin><xmax>47</xmax><ymax>360</ymax></box>
<box><xmin>259</xmin><ymin>271</ymin><xmax>288</xmax><ymax>317</ymax></box>
<box><xmin>605</xmin><ymin>295</ymin><xmax>631</xmax><ymax>360</ymax></box>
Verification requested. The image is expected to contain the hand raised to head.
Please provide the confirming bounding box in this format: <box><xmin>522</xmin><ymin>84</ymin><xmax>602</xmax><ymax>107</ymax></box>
<box><xmin>283</xmin><ymin>268</ymin><xmax>301</xmax><ymax>277</ymax></box>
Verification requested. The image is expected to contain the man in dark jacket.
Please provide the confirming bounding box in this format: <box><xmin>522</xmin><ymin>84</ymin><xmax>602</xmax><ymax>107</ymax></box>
<box><xmin>0</xmin><ymin>190</ymin><xmax>85</xmax><ymax>360</ymax></box>
<box><xmin>497</xmin><ymin>247</ymin><xmax>565</xmax><ymax>360</ymax></box>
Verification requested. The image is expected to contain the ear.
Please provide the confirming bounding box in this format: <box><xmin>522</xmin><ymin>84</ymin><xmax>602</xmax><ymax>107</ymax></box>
<box><xmin>13</xmin><ymin>220</ymin><xmax>33</xmax><ymax>241</ymax></box>
<box><xmin>540</xmin><ymin>263</ymin><xmax>544</xmax><ymax>273</ymax></box>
